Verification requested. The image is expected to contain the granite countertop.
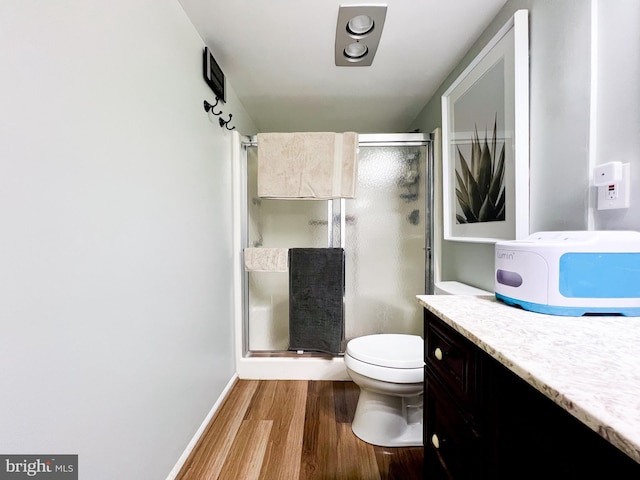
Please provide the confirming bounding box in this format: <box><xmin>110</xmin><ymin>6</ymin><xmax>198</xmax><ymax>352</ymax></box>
<box><xmin>416</xmin><ymin>294</ymin><xmax>640</xmax><ymax>464</ymax></box>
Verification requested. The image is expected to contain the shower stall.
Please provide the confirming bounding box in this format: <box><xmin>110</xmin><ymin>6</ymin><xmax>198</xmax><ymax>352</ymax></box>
<box><xmin>233</xmin><ymin>133</ymin><xmax>433</xmax><ymax>379</ymax></box>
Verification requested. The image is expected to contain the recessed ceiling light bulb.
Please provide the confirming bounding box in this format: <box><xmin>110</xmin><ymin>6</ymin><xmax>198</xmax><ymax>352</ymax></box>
<box><xmin>344</xmin><ymin>42</ymin><xmax>368</xmax><ymax>59</ymax></box>
<box><xmin>347</xmin><ymin>15</ymin><xmax>374</xmax><ymax>36</ymax></box>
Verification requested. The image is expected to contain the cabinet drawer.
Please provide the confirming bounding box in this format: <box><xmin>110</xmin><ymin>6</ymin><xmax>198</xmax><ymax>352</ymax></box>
<box><xmin>425</xmin><ymin>372</ymin><xmax>481</xmax><ymax>480</ymax></box>
<box><xmin>425</xmin><ymin>312</ymin><xmax>478</xmax><ymax>408</ymax></box>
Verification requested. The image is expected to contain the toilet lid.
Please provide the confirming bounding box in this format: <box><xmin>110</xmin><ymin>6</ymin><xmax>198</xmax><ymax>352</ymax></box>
<box><xmin>346</xmin><ymin>334</ymin><xmax>424</xmax><ymax>368</ymax></box>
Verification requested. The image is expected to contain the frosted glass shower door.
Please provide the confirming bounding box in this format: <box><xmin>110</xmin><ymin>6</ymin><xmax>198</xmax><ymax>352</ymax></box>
<box><xmin>243</xmin><ymin>135</ymin><xmax>430</xmax><ymax>354</ymax></box>
<box><xmin>343</xmin><ymin>140</ymin><xmax>429</xmax><ymax>340</ymax></box>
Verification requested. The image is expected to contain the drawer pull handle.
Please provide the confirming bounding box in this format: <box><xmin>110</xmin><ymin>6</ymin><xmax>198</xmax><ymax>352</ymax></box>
<box><xmin>434</xmin><ymin>347</ymin><xmax>444</xmax><ymax>361</ymax></box>
<box><xmin>431</xmin><ymin>433</ymin><xmax>440</xmax><ymax>449</ymax></box>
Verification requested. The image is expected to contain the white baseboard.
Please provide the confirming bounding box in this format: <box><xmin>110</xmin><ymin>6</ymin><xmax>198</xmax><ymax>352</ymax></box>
<box><xmin>237</xmin><ymin>356</ymin><xmax>350</xmax><ymax>380</ymax></box>
<box><xmin>165</xmin><ymin>373</ymin><xmax>239</xmax><ymax>480</ymax></box>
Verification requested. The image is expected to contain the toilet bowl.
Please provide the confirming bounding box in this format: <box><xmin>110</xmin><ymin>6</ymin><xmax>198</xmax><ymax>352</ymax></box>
<box><xmin>344</xmin><ymin>334</ymin><xmax>424</xmax><ymax>447</ymax></box>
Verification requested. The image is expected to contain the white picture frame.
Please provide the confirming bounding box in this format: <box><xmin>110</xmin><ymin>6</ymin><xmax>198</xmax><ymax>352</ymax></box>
<box><xmin>441</xmin><ymin>10</ymin><xmax>529</xmax><ymax>243</ymax></box>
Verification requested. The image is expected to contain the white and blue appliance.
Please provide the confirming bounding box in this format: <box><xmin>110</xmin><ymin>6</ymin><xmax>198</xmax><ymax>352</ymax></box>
<box><xmin>494</xmin><ymin>231</ymin><xmax>640</xmax><ymax>316</ymax></box>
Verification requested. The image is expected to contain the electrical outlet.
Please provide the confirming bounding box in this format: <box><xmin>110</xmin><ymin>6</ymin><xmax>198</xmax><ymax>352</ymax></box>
<box><xmin>597</xmin><ymin>163</ymin><xmax>630</xmax><ymax>210</ymax></box>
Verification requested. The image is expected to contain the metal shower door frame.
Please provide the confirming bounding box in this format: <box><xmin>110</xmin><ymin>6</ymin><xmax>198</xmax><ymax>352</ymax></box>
<box><xmin>239</xmin><ymin>133</ymin><xmax>433</xmax><ymax>356</ymax></box>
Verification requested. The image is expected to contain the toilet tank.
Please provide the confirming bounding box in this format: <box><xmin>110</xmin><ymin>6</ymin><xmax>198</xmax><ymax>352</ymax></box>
<box><xmin>434</xmin><ymin>281</ymin><xmax>492</xmax><ymax>295</ymax></box>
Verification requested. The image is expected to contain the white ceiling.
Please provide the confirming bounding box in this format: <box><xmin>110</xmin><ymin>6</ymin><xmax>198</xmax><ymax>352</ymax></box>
<box><xmin>178</xmin><ymin>0</ymin><xmax>508</xmax><ymax>133</ymax></box>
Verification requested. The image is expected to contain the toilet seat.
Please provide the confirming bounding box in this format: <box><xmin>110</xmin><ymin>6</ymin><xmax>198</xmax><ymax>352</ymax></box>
<box><xmin>345</xmin><ymin>334</ymin><xmax>424</xmax><ymax>384</ymax></box>
<box><xmin>346</xmin><ymin>334</ymin><xmax>424</xmax><ymax>368</ymax></box>
<box><xmin>345</xmin><ymin>354</ymin><xmax>423</xmax><ymax>383</ymax></box>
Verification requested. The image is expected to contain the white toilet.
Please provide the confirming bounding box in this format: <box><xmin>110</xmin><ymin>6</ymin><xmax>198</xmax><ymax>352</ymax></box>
<box><xmin>345</xmin><ymin>281</ymin><xmax>492</xmax><ymax>447</ymax></box>
<box><xmin>345</xmin><ymin>333</ymin><xmax>424</xmax><ymax>447</ymax></box>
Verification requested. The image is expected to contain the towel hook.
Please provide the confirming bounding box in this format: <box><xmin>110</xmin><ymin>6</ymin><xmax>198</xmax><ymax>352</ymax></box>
<box><xmin>219</xmin><ymin>113</ymin><xmax>235</xmax><ymax>131</ymax></box>
<box><xmin>203</xmin><ymin>98</ymin><xmax>223</xmax><ymax>115</ymax></box>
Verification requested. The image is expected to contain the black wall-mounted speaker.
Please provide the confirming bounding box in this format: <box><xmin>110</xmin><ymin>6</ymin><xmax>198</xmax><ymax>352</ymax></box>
<box><xmin>203</xmin><ymin>46</ymin><xmax>225</xmax><ymax>102</ymax></box>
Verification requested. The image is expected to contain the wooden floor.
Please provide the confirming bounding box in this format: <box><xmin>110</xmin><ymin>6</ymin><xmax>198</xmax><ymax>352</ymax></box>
<box><xmin>177</xmin><ymin>380</ymin><xmax>424</xmax><ymax>480</ymax></box>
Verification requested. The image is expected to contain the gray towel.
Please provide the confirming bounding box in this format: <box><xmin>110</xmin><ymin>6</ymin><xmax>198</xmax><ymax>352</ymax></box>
<box><xmin>288</xmin><ymin>248</ymin><xmax>345</xmax><ymax>355</ymax></box>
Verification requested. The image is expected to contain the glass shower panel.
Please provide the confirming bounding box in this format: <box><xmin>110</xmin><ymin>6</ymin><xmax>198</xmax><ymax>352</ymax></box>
<box><xmin>245</xmin><ymin>145</ymin><xmax>328</xmax><ymax>351</ymax></box>
<box><xmin>343</xmin><ymin>144</ymin><xmax>427</xmax><ymax>340</ymax></box>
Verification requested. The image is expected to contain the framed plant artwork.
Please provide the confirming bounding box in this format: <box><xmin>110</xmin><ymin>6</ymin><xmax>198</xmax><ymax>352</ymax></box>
<box><xmin>442</xmin><ymin>10</ymin><xmax>529</xmax><ymax>243</ymax></box>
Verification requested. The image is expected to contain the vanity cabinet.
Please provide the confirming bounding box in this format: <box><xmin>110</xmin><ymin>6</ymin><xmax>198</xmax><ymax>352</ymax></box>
<box><xmin>424</xmin><ymin>309</ymin><xmax>640</xmax><ymax>479</ymax></box>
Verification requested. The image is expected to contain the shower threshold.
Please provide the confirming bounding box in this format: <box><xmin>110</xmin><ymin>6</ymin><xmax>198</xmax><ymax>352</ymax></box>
<box><xmin>246</xmin><ymin>350</ymin><xmax>345</xmax><ymax>359</ymax></box>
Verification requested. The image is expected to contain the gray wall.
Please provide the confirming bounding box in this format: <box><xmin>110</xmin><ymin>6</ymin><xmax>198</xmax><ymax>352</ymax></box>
<box><xmin>412</xmin><ymin>0</ymin><xmax>639</xmax><ymax>292</ymax></box>
<box><xmin>0</xmin><ymin>1</ymin><xmax>256</xmax><ymax>479</ymax></box>
<box><xmin>592</xmin><ymin>0</ymin><xmax>640</xmax><ymax>230</ymax></box>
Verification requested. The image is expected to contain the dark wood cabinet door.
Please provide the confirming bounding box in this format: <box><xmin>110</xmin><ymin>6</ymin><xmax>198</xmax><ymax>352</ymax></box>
<box><xmin>485</xmin><ymin>355</ymin><xmax>640</xmax><ymax>479</ymax></box>
<box><xmin>425</xmin><ymin>371</ymin><xmax>482</xmax><ymax>480</ymax></box>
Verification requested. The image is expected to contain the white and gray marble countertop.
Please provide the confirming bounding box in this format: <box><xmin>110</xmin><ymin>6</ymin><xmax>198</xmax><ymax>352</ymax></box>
<box><xmin>416</xmin><ymin>294</ymin><xmax>640</xmax><ymax>464</ymax></box>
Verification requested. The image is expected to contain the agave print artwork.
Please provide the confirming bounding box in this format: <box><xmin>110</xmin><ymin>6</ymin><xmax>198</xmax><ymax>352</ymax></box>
<box><xmin>454</xmin><ymin>115</ymin><xmax>505</xmax><ymax>224</ymax></box>
<box><xmin>442</xmin><ymin>10</ymin><xmax>529</xmax><ymax>242</ymax></box>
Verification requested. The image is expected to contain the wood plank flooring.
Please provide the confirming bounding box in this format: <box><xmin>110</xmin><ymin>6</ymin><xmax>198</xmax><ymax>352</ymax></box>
<box><xmin>177</xmin><ymin>380</ymin><xmax>424</xmax><ymax>480</ymax></box>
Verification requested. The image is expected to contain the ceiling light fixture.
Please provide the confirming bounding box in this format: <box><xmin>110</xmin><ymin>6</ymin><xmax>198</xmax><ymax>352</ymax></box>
<box><xmin>347</xmin><ymin>15</ymin><xmax>375</xmax><ymax>36</ymax></box>
<box><xmin>335</xmin><ymin>5</ymin><xmax>387</xmax><ymax>67</ymax></box>
<box><xmin>344</xmin><ymin>42</ymin><xmax>369</xmax><ymax>59</ymax></box>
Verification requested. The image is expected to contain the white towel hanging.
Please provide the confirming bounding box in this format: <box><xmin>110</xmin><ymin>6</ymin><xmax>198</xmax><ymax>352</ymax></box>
<box><xmin>243</xmin><ymin>247</ymin><xmax>289</xmax><ymax>272</ymax></box>
<box><xmin>256</xmin><ymin>132</ymin><xmax>358</xmax><ymax>199</ymax></box>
